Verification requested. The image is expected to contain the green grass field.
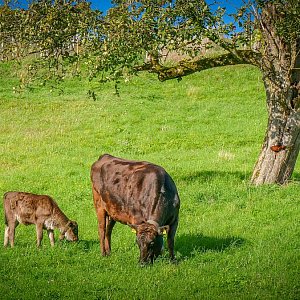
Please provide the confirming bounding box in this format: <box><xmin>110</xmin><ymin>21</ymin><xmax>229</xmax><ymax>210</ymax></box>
<box><xmin>0</xmin><ymin>62</ymin><xmax>299</xmax><ymax>299</ymax></box>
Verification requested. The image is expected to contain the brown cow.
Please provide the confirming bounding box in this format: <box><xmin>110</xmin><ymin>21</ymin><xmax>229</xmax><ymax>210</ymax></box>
<box><xmin>3</xmin><ymin>192</ymin><xmax>78</xmax><ymax>247</ymax></box>
<box><xmin>91</xmin><ymin>154</ymin><xmax>180</xmax><ymax>264</ymax></box>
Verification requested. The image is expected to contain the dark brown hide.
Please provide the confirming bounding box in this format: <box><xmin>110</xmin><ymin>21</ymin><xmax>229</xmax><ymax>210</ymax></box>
<box><xmin>91</xmin><ymin>154</ymin><xmax>180</xmax><ymax>264</ymax></box>
<box><xmin>3</xmin><ymin>192</ymin><xmax>78</xmax><ymax>247</ymax></box>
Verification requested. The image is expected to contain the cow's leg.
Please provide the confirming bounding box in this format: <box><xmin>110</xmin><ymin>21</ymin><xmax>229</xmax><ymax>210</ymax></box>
<box><xmin>47</xmin><ymin>229</ymin><xmax>55</xmax><ymax>247</ymax></box>
<box><xmin>95</xmin><ymin>207</ymin><xmax>108</xmax><ymax>256</ymax></box>
<box><xmin>92</xmin><ymin>188</ymin><xmax>108</xmax><ymax>256</ymax></box>
<box><xmin>104</xmin><ymin>216</ymin><xmax>116</xmax><ymax>255</ymax></box>
<box><xmin>167</xmin><ymin>218</ymin><xmax>178</xmax><ymax>261</ymax></box>
<box><xmin>36</xmin><ymin>223</ymin><xmax>44</xmax><ymax>247</ymax></box>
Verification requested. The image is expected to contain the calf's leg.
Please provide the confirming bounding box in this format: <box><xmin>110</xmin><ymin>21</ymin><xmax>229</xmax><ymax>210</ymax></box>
<box><xmin>4</xmin><ymin>209</ymin><xmax>18</xmax><ymax>247</ymax></box>
<box><xmin>4</xmin><ymin>225</ymin><xmax>9</xmax><ymax>247</ymax></box>
<box><xmin>36</xmin><ymin>223</ymin><xmax>44</xmax><ymax>247</ymax></box>
<box><xmin>47</xmin><ymin>229</ymin><xmax>55</xmax><ymax>247</ymax></box>
<box><xmin>7</xmin><ymin>221</ymin><xmax>18</xmax><ymax>248</ymax></box>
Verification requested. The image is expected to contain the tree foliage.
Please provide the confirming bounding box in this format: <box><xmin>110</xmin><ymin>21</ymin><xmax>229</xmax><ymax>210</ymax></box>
<box><xmin>1</xmin><ymin>0</ymin><xmax>299</xmax><ymax>85</ymax></box>
<box><xmin>1</xmin><ymin>0</ymin><xmax>300</xmax><ymax>184</ymax></box>
<box><xmin>0</xmin><ymin>0</ymin><xmax>101</xmax><ymax>85</ymax></box>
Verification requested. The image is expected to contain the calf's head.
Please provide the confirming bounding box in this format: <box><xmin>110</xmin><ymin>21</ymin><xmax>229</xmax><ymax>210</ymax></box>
<box><xmin>130</xmin><ymin>221</ymin><xmax>169</xmax><ymax>265</ymax></box>
<box><xmin>60</xmin><ymin>221</ymin><xmax>78</xmax><ymax>242</ymax></box>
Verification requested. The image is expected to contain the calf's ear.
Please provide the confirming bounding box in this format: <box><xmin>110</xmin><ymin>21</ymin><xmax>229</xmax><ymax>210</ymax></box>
<box><xmin>69</xmin><ymin>221</ymin><xmax>78</xmax><ymax>228</ymax></box>
<box><xmin>66</xmin><ymin>221</ymin><xmax>77</xmax><ymax>229</ymax></box>
<box><xmin>158</xmin><ymin>225</ymin><xmax>169</xmax><ymax>235</ymax></box>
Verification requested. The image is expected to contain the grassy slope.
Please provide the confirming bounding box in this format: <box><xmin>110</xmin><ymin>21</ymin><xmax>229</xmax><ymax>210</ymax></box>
<box><xmin>0</xmin><ymin>62</ymin><xmax>299</xmax><ymax>299</ymax></box>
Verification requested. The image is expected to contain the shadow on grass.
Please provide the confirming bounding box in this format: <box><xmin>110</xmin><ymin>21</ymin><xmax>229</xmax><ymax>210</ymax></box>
<box><xmin>180</xmin><ymin>170</ymin><xmax>251</xmax><ymax>183</ymax></box>
<box><xmin>75</xmin><ymin>239</ymin><xmax>100</xmax><ymax>252</ymax></box>
<box><xmin>181</xmin><ymin>170</ymin><xmax>300</xmax><ymax>184</ymax></box>
<box><xmin>176</xmin><ymin>233</ymin><xmax>245</xmax><ymax>259</ymax></box>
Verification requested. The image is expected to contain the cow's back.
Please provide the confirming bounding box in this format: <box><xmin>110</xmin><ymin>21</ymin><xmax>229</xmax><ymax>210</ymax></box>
<box><xmin>91</xmin><ymin>154</ymin><xmax>179</xmax><ymax>224</ymax></box>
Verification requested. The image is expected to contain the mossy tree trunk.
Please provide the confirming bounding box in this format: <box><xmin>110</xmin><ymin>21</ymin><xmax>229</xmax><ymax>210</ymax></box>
<box><xmin>250</xmin><ymin>3</ymin><xmax>300</xmax><ymax>185</ymax></box>
<box><xmin>251</xmin><ymin>78</ymin><xmax>300</xmax><ymax>184</ymax></box>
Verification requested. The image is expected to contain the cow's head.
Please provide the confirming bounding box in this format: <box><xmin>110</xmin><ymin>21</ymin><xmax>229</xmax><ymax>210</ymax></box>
<box><xmin>130</xmin><ymin>221</ymin><xmax>169</xmax><ymax>265</ymax></box>
<box><xmin>60</xmin><ymin>221</ymin><xmax>78</xmax><ymax>242</ymax></box>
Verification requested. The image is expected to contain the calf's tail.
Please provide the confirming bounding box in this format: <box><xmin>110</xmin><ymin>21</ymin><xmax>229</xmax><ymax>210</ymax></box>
<box><xmin>3</xmin><ymin>192</ymin><xmax>9</xmax><ymax>225</ymax></box>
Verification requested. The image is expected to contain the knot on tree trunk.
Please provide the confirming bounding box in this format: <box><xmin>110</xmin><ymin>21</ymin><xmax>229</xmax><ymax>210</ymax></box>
<box><xmin>270</xmin><ymin>144</ymin><xmax>286</xmax><ymax>152</ymax></box>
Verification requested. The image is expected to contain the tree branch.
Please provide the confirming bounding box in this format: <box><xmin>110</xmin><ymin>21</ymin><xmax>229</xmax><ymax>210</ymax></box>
<box><xmin>136</xmin><ymin>50</ymin><xmax>261</xmax><ymax>81</ymax></box>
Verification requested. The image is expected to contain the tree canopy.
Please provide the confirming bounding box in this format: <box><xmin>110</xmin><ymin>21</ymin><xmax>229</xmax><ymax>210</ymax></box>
<box><xmin>0</xmin><ymin>1</ymin><xmax>299</xmax><ymax>85</ymax></box>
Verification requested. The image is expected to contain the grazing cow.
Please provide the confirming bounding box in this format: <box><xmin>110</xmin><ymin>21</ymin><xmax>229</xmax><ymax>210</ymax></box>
<box><xmin>3</xmin><ymin>192</ymin><xmax>78</xmax><ymax>247</ymax></box>
<box><xmin>91</xmin><ymin>154</ymin><xmax>180</xmax><ymax>264</ymax></box>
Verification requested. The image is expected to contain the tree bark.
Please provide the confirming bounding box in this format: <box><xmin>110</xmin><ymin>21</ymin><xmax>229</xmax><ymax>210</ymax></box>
<box><xmin>251</xmin><ymin>79</ymin><xmax>300</xmax><ymax>185</ymax></box>
<box><xmin>249</xmin><ymin>2</ymin><xmax>300</xmax><ymax>185</ymax></box>
<box><xmin>136</xmin><ymin>50</ymin><xmax>260</xmax><ymax>82</ymax></box>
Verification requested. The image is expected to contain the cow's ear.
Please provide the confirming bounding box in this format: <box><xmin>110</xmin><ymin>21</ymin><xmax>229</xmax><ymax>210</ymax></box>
<box><xmin>129</xmin><ymin>224</ymin><xmax>138</xmax><ymax>233</ymax></box>
<box><xmin>158</xmin><ymin>225</ymin><xmax>169</xmax><ymax>235</ymax></box>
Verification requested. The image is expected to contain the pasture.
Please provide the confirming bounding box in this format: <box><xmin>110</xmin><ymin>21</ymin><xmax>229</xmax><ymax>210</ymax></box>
<box><xmin>0</xmin><ymin>62</ymin><xmax>299</xmax><ymax>299</ymax></box>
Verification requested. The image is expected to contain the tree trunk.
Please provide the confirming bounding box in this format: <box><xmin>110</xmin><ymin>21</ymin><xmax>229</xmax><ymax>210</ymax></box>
<box><xmin>251</xmin><ymin>79</ymin><xmax>300</xmax><ymax>185</ymax></box>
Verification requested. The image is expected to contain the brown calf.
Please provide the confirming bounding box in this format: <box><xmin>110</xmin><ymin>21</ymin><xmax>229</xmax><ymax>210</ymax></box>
<box><xmin>3</xmin><ymin>191</ymin><xmax>78</xmax><ymax>247</ymax></box>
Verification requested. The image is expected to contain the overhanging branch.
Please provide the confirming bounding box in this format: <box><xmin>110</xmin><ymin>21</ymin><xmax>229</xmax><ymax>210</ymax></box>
<box><xmin>136</xmin><ymin>50</ymin><xmax>261</xmax><ymax>82</ymax></box>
